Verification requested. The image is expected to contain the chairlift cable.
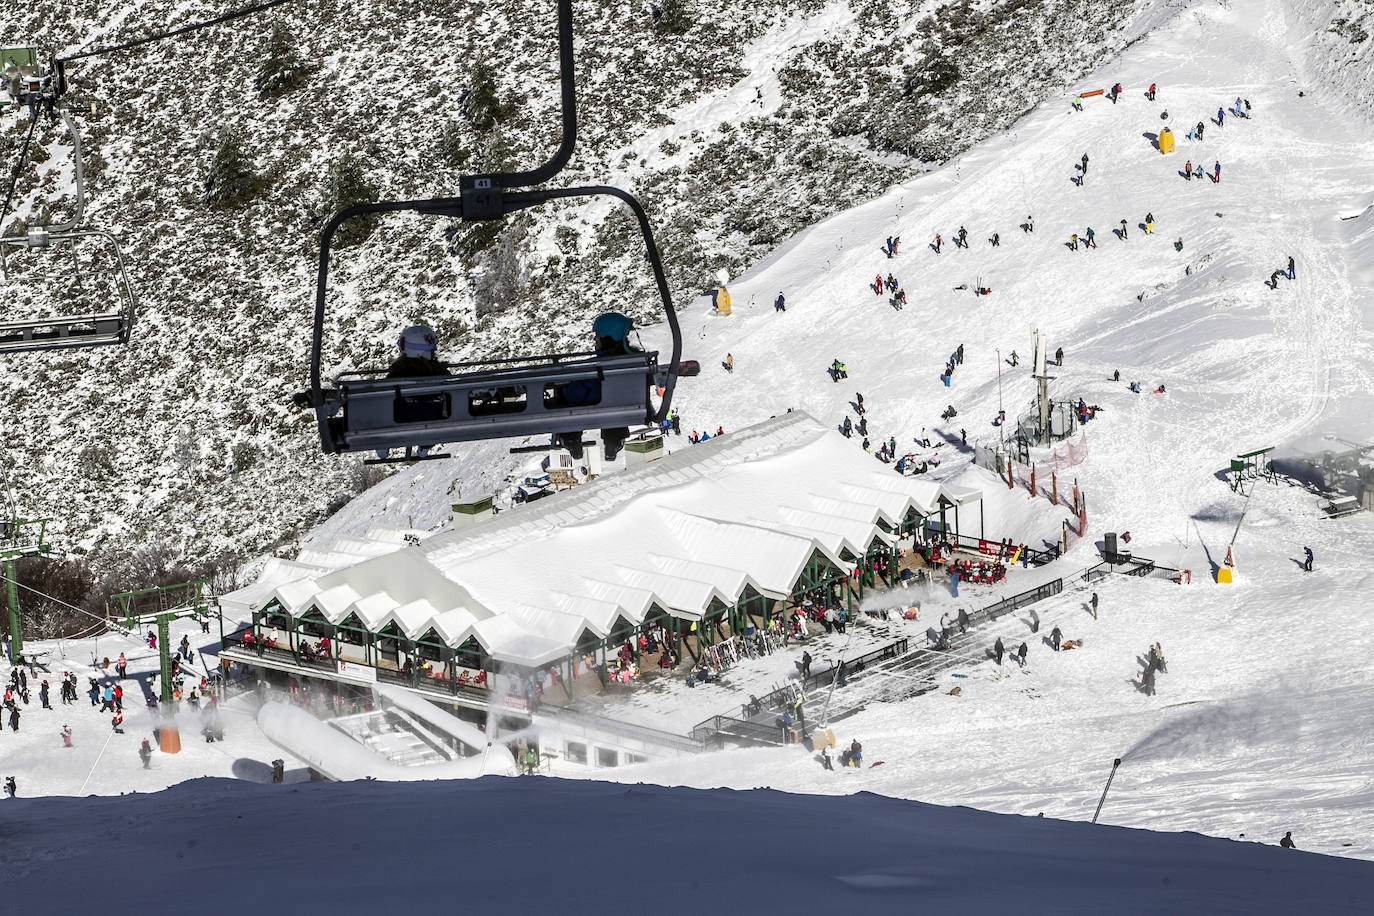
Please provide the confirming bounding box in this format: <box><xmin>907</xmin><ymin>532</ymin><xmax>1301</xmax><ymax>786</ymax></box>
<box><xmin>0</xmin><ymin>112</ymin><xmax>40</xmax><ymax>229</ymax></box>
<box><xmin>57</xmin><ymin>0</ymin><xmax>297</xmax><ymax>65</ymax></box>
<box><xmin>0</xmin><ymin>568</ymin><xmax>133</xmax><ymax>636</ymax></box>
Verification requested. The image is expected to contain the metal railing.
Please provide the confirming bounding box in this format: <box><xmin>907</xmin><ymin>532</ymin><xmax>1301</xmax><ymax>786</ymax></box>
<box><xmin>1079</xmin><ymin>556</ymin><xmax>1181</xmax><ymax>583</ymax></box>
<box><xmin>690</xmin><ymin>714</ymin><xmax>785</xmax><ymax>748</ymax></box>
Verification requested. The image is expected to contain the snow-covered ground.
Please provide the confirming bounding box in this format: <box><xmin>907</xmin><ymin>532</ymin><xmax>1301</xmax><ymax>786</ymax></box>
<box><xmin>4</xmin><ymin>0</ymin><xmax>1374</xmax><ymax>893</ymax></box>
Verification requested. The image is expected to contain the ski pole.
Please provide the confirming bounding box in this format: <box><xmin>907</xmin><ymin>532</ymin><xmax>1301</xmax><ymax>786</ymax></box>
<box><xmin>1091</xmin><ymin>757</ymin><xmax>1122</xmax><ymax>824</ymax></box>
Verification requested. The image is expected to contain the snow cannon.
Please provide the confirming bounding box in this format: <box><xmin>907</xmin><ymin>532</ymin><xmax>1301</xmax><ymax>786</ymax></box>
<box><xmin>1091</xmin><ymin>757</ymin><xmax>1122</xmax><ymax>824</ymax></box>
<box><xmin>1158</xmin><ymin>128</ymin><xmax>1175</xmax><ymax>155</ymax></box>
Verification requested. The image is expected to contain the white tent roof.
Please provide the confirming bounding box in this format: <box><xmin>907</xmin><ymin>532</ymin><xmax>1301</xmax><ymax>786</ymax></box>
<box><xmin>218</xmin><ymin>558</ymin><xmax>325</xmax><ymax>618</ymax></box>
<box><xmin>237</xmin><ymin>412</ymin><xmax>986</xmax><ymax>666</ymax></box>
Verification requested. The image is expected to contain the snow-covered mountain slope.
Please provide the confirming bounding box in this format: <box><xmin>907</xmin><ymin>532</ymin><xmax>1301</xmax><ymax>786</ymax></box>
<box><xmin>0</xmin><ymin>0</ymin><xmax>1162</xmax><ymax>566</ymax></box>
<box><xmin>292</xmin><ymin>0</ymin><xmax>1374</xmax><ymax>861</ymax></box>
<box><xmin>7</xmin><ymin>776</ymin><xmax>1374</xmax><ymax>913</ymax></box>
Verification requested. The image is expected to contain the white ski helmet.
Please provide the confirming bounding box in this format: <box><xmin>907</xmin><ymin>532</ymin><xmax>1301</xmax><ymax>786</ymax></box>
<box><xmin>399</xmin><ymin>324</ymin><xmax>438</xmax><ymax>357</ymax></box>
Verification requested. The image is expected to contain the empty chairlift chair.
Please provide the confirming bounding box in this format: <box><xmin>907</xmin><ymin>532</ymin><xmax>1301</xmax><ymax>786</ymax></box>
<box><xmin>0</xmin><ymin>56</ymin><xmax>136</xmax><ymax>353</ymax></box>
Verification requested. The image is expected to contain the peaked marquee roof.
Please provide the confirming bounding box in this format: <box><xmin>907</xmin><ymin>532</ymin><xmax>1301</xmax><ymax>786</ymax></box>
<box><xmin>222</xmin><ymin>412</ymin><xmax>982</xmax><ymax>668</ymax></box>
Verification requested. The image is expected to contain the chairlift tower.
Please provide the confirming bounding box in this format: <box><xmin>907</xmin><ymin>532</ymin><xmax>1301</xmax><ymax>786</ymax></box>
<box><xmin>110</xmin><ymin>580</ymin><xmax>213</xmax><ymax>754</ymax></box>
<box><xmin>0</xmin><ymin>517</ymin><xmax>52</xmax><ymax>662</ymax></box>
<box><xmin>1031</xmin><ymin>328</ymin><xmax>1054</xmax><ymax>444</ymax></box>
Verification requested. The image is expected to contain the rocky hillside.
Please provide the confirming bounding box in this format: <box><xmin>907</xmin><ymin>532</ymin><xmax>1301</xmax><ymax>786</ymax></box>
<box><xmin>1</xmin><ymin>0</ymin><xmax>1163</xmax><ymax>570</ymax></box>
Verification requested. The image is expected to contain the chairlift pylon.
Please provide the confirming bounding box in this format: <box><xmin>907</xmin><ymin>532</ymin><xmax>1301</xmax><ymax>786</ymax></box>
<box><xmin>1</xmin><ymin>54</ymin><xmax>136</xmax><ymax>353</ymax></box>
<box><xmin>300</xmin><ymin>0</ymin><xmax>699</xmax><ymax>462</ymax></box>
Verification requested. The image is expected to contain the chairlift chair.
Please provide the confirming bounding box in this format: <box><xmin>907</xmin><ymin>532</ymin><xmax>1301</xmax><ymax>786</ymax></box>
<box><xmin>301</xmin><ymin>0</ymin><xmax>698</xmax><ymax>461</ymax></box>
<box><xmin>1</xmin><ymin>62</ymin><xmax>136</xmax><ymax>353</ymax></box>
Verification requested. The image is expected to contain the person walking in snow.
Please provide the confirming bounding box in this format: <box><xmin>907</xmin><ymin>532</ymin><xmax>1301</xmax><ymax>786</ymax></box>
<box><xmin>8</xmin><ymin>705</ymin><xmax>18</xmax><ymax>732</ymax></box>
<box><xmin>1287</xmin><ymin>256</ymin><xmax>1295</xmax><ymax>280</ymax></box>
<box><xmin>139</xmin><ymin>738</ymin><xmax>153</xmax><ymax>769</ymax></box>
<box><xmin>957</xmin><ymin>226</ymin><xmax>968</xmax><ymax>248</ymax></box>
<box><xmin>1141</xmin><ymin>665</ymin><xmax>1156</xmax><ymax>696</ymax></box>
<box><xmin>855</xmin><ymin>391</ymin><xmax>865</xmax><ymax>414</ymax></box>
<box><xmin>113</xmin><ymin>683</ymin><xmax>123</xmax><ymax>712</ymax></box>
<box><xmin>960</xmin><ymin>428</ymin><xmax>967</xmax><ymax>445</ymax></box>
<box><xmin>1303</xmin><ymin>546</ymin><xmax>1313</xmax><ymax>572</ymax></box>
<box><xmin>1055</xmin><ymin>346</ymin><xmax>1064</xmax><ymax>366</ymax></box>
<box><xmin>1072</xmin><ymin>94</ymin><xmax>1083</xmax><ymax>111</ymax></box>
<box><xmin>1280</xmin><ymin>831</ymin><xmax>1296</xmax><ymax>849</ymax></box>
<box><xmin>1196</xmin><ymin>120</ymin><xmax>1205</xmax><ymax>141</ymax></box>
<box><xmin>1120</xmin><ymin>218</ymin><xmax>1128</xmax><ymax>239</ymax></box>
<box><xmin>1184</xmin><ymin>158</ymin><xmax>1193</xmax><ymax>180</ymax></box>
<box><xmin>1090</xmin><ymin>592</ymin><xmax>1099</xmax><ymax>619</ymax></box>
<box><xmin>874</xmin><ymin>273</ymin><xmax>884</xmax><ymax>295</ymax></box>
<box><xmin>1081</xmin><ymin>152</ymin><xmax>1089</xmax><ymax>174</ymax></box>
<box><xmin>858</xmin><ymin>416</ymin><xmax>868</xmax><ymax>437</ymax></box>
<box><xmin>842</xmin><ymin>416</ymin><xmax>853</xmax><ymax>438</ymax></box>
<box><xmin>724</xmin><ymin>353</ymin><xmax>734</xmax><ymax>373</ymax></box>
<box><xmin>801</xmin><ymin>651</ymin><xmax>812</xmax><ymax>680</ymax></box>
<box><xmin>62</xmin><ymin>724</ymin><xmax>72</xmax><ymax>747</ymax></box>
<box><xmin>39</xmin><ymin>680</ymin><xmax>49</xmax><ymax>709</ymax></box>
<box><xmin>774</xmin><ymin>292</ymin><xmax>786</xmax><ymax>312</ymax></box>
<box><xmin>993</xmin><ymin>637</ymin><xmax>1005</xmax><ymax>666</ymax></box>
<box><xmin>1216</xmin><ymin>106</ymin><xmax>1225</xmax><ymax>127</ymax></box>
<box><xmin>1085</xmin><ymin>227</ymin><xmax>1096</xmax><ymax>248</ymax></box>
<box><xmin>1069</xmin><ymin>233</ymin><xmax>1079</xmax><ymax>251</ymax></box>
<box><xmin>933</xmin><ymin>234</ymin><xmax>943</xmax><ymax>254</ymax></box>
<box><xmin>1051</xmin><ymin>626</ymin><xmax>1062</xmax><ymax>651</ymax></box>
<box><xmin>116</xmin><ymin>653</ymin><xmax>127</xmax><ymax>680</ymax></box>
<box><xmin>886</xmin><ymin>273</ymin><xmax>898</xmax><ymax>292</ymax></box>
<box><xmin>956</xmin><ymin>344</ymin><xmax>964</xmax><ymax>365</ymax></box>
<box><xmin>1147</xmin><ymin>82</ymin><xmax>1156</xmax><ymax>101</ymax></box>
<box><xmin>991</xmin><ymin>231</ymin><xmax>1000</xmax><ymax>247</ymax></box>
<box><xmin>1213</xmin><ymin>160</ymin><xmax>1221</xmax><ymax>183</ymax></box>
<box><xmin>1145</xmin><ymin>212</ymin><xmax>1155</xmax><ymax>235</ymax></box>
<box><xmin>1017</xmin><ymin>642</ymin><xmax>1028</xmax><ymax>667</ymax></box>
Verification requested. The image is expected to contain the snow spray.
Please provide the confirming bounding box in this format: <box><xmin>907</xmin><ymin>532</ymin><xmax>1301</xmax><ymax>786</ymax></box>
<box><xmin>1091</xmin><ymin>758</ymin><xmax>1122</xmax><ymax>824</ymax></box>
<box><xmin>1122</xmin><ymin>695</ymin><xmax>1297</xmax><ymax>763</ymax></box>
